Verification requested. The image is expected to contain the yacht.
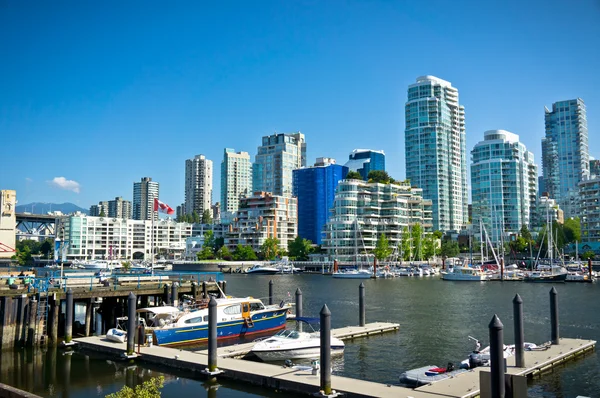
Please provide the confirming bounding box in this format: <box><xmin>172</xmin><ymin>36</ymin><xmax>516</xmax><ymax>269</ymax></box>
<box><xmin>332</xmin><ymin>267</ymin><xmax>372</xmax><ymax>279</ymax></box>
<box><xmin>441</xmin><ymin>265</ymin><xmax>488</xmax><ymax>281</ymax></box>
<box><xmin>250</xmin><ymin>318</ymin><xmax>345</xmax><ymax>361</ymax></box>
<box><xmin>245</xmin><ymin>264</ymin><xmax>280</xmax><ymax>275</ymax></box>
<box><xmin>81</xmin><ymin>259</ymin><xmax>122</xmax><ymax>270</ymax></box>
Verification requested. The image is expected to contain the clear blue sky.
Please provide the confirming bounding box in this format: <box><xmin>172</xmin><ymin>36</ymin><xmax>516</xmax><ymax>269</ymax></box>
<box><xmin>1</xmin><ymin>0</ymin><xmax>599</xmax><ymax>210</ymax></box>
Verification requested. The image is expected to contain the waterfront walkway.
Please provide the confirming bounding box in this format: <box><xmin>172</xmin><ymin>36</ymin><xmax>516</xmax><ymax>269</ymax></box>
<box><xmin>74</xmin><ymin>332</ymin><xmax>595</xmax><ymax>397</ymax></box>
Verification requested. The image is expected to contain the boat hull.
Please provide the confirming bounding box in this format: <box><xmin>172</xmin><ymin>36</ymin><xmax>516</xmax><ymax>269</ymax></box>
<box><xmin>524</xmin><ymin>273</ymin><xmax>567</xmax><ymax>282</ymax></box>
<box><xmin>152</xmin><ymin>308</ymin><xmax>289</xmax><ymax>346</ymax></box>
<box><xmin>246</xmin><ymin>270</ymin><xmax>279</xmax><ymax>275</ymax></box>
<box><xmin>254</xmin><ymin>345</ymin><xmax>344</xmax><ymax>361</ymax></box>
<box><xmin>441</xmin><ymin>274</ymin><xmax>487</xmax><ymax>281</ymax></box>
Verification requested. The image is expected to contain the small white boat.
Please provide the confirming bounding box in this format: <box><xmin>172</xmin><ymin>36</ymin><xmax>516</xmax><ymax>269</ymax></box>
<box><xmin>245</xmin><ymin>264</ymin><xmax>280</xmax><ymax>275</ymax></box>
<box><xmin>332</xmin><ymin>268</ymin><xmax>372</xmax><ymax>279</ymax></box>
<box><xmin>441</xmin><ymin>266</ymin><xmax>488</xmax><ymax>281</ymax></box>
<box><xmin>105</xmin><ymin>317</ymin><xmax>128</xmax><ymax>343</ymax></box>
<box><xmin>251</xmin><ymin>318</ymin><xmax>344</xmax><ymax>361</ymax></box>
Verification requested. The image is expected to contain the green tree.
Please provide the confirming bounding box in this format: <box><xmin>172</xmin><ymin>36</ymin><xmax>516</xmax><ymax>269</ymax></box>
<box><xmin>432</xmin><ymin>230</ymin><xmax>443</xmax><ymax>239</ymax></box>
<box><xmin>563</xmin><ymin>217</ymin><xmax>581</xmax><ymax>244</ymax></box>
<box><xmin>105</xmin><ymin>376</ymin><xmax>164</xmax><ymax>398</ymax></box>
<box><xmin>203</xmin><ymin>230</ymin><xmax>216</xmax><ymax>250</ymax></box>
<box><xmin>440</xmin><ymin>240</ymin><xmax>459</xmax><ymax>259</ymax></box>
<box><xmin>345</xmin><ymin>171</ymin><xmax>362</xmax><ymax>180</ymax></box>
<box><xmin>202</xmin><ymin>209</ymin><xmax>212</xmax><ymax>224</ymax></box>
<box><xmin>232</xmin><ymin>244</ymin><xmax>258</xmax><ymax>261</ymax></box>
<box><xmin>216</xmin><ymin>245</ymin><xmax>232</xmax><ymax>260</ymax></box>
<box><xmin>287</xmin><ymin>236</ymin><xmax>313</xmax><ymax>261</ymax></box>
<box><xmin>260</xmin><ymin>237</ymin><xmax>280</xmax><ymax>261</ymax></box>
<box><xmin>367</xmin><ymin>170</ymin><xmax>393</xmax><ymax>184</ymax></box>
<box><xmin>422</xmin><ymin>233</ymin><xmax>435</xmax><ymax>260</ymax></box>
<box><xmin>196</xmin><ymin>246</ymin><xmax>215</xmax><ymax>260</ymax></box>
<box><xmin>400</xmin><ymin>226</ymin><xmax>411</xmax><ymax>261</ymax></box>
<box><xmin>581</xmin><ymin>250</ymin><xmax>595</xmax><ymax>261</ymax></box>
<box><xmin>40</xmin><ymin>239</ymin><xmax>53</xmax><ymax>259</ymax></box>
<box><xmin>14</xmin><ymin>246</ymin><xmax>33</xmax><ymax>265</ymax></box>
<box><xmin>99</xmin><ymin>209</ymin><xmax>106</xmax><ymax>217</ymax></box>
<box><xmin>520</xmin><ymin>225</ymin><xmax>533</xmax><ymax>242</ymax></box>
<box><xmin>411</xmin><ymin>223</ymin><xmax>423</xmax><ymax>260</ymax></box>
<box><xmin>373</xmin><ymin>233</ymin><xmax>393</xmax><ymax>261</ymax></box>
<box><xmin>214</xmin><ymin>237</ymin><xmax>225</xmax><ymax>251</ymax></box>
<box><xmin>121</xmin><ymin>261</ymin><xmax>132</xmax><ymax>272</ymax></box>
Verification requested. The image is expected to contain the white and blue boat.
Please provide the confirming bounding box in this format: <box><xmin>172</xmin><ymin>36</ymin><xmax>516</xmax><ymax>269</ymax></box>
<box><xmin>139</xmin><ymin>297</ymin><xmax>291</xmax><ymax>347</ymax></box>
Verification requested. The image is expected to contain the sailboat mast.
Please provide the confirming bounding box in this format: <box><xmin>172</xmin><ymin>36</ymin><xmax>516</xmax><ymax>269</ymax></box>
<box><xmin>480</xmin><ymin>219</ymin><xmax>484</xmax><ymax>265</ymax></box>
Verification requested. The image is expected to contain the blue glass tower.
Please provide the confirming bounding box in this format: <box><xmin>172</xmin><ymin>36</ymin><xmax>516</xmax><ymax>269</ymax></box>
<box><xmin>293</xmin><ymin>158</ymin><xmax>348</xmax><ymax>245</ymax></box>
<box><xmin>344</xmin><ymin>149</ymin><xmax>385</xmax><ymax>180</ymax></box>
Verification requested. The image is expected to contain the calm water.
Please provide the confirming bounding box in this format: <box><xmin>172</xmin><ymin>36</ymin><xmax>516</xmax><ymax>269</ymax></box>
<box><xmin>1</xmin><ymin>274</ymin><xmax>598</xmax><ymax>397</ymax></box>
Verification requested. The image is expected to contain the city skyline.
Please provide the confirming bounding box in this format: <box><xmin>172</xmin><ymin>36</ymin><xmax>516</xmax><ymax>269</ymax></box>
<box><xmin>1</xmin><ymin>1</ymin><xmax>599</xmax><ymax>210</ymax></box>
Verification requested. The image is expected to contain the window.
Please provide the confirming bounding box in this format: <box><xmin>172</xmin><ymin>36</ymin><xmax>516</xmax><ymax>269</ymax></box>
<box><xmin>223</xmin><ymin>305</ymin><xmax>241</xmax><ymax>315</ymax></box>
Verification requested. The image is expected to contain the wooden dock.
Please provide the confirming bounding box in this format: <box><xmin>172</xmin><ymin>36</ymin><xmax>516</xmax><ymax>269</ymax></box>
<box><xmin>74</xmin><ymin>330</ymin><xmax>595</xmax><ymax>397</ymax></box>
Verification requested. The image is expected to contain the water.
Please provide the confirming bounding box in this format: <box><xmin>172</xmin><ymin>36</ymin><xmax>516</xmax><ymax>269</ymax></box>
<box><xmin>1</xmin><ymin>274</ymin><xmax>598</xmax><ymax>397</ymax></box>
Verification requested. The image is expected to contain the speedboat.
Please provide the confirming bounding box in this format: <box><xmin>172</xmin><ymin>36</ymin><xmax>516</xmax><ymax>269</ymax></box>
<box><xmin>441</xmin><ymin>266</ymin><xmax>488</xmax><ymax>281</ymax></box>
<box><xmin>141</xmin><ymin>297</ymin><xmax>291</xmax><ymax>347</ymax></box>
<box><xmin>332</xmin><ymin>268</ymin><xmax>372</xmax><ymax>279</ymax></box>
<box><xmin>81</xmin><ymin>260</ymin><xmax>122</xmax><ymax>270</ymax></box>
<box><xmin>250</xmin><ymin>318</ymin><xmax>344</xmax><ymax>361</ymax></box>
<box><xmin>245</xmin><ymin>264</ymin><xmax>280</xmax><ymax>275</ymax></box>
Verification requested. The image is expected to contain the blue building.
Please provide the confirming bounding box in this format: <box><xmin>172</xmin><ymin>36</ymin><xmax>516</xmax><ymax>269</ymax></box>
<box><xmin>344</xmin><ymin>149</ymin><xmax>385</xmax><ymax>180</ymax></box>
<box><xmin>293</xmin><ymin>158</ymin><xmax>348</xmax><ymax>245</ymax></box>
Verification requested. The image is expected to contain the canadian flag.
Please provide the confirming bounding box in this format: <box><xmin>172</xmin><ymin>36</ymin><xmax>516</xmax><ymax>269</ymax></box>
<box><xmin>154</xmin><ymin>198</ymin><xmax>175</xmax><ymax>215</ymax></box>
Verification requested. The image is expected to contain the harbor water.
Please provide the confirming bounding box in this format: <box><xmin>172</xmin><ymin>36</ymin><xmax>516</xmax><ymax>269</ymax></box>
<box><xmin>1</xmin><ymin>274</ymin><xmax>599</xmax><ymax>397</ymax></box>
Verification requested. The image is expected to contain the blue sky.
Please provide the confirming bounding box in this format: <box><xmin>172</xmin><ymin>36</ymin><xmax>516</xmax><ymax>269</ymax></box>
<box><xmin>1</xmin><ymin>0</ymin><xmax>599</xmax><ymax>210</ymax></box>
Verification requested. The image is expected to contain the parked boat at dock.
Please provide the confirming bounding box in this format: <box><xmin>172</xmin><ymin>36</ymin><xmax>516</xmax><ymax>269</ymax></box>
<box><xmin>245</xmin><ymin>264</ymin><xmax>280</xmax><ymax>275</ymax></box>
<box><xmin>140</xmin><ymin>297</ymin><xmax>291</xmax><ymax>346</ymax></box>
<box><xmin>441</xmin><ymin>265</ymin><xmax>488</xmax><ymax>281</ymax></box>
<box><xmin>332</xmin><ymin>268</ymin><xmax>372</xmax><ymax>279</ymax></box>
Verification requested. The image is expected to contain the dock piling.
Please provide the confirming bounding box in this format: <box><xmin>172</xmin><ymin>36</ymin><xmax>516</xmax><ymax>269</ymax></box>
<box><xmin>359</xmin><ymin>282</ymin><xmax>365</xmax><ymax>327</ymax></box>
<box><xmin>513</xmin><ymin>294</ymin><xmax>525</xmax><ymax>367</ymax></box>
<box><xmin>126</xmin><ymin>292</ymin><xmax>136</xmax><ymax>355</ymax></box>
<box><xmin>65</xmin><ymin>289</ymin><xmax>73</xmax><ymax>344</ymax></box>
<box><xmin>550</xmin><ymin>287</ymin><xmax>559</xmax><ymax>344</ymax></box>
<box><xmin>295</xmin><ymin>288</ymin><xmax>303</xmax><ymax>318</ymax></box>
<box><xmin>163</xmin><ymin>284</ymin><xmax>171</xmax><ymax>306</ymax></box>
<box><xmin>488</xmin><ymin>314</ymin><xmax>505</xmax><ymax>398</ymax></box>
<box><xmin>208</xmin><ymin>296</ymin><xmax>217</xmax><ymax>372</ymax></box>
<box><xmin>221</xmin><ymin>280</ymin><xmax>227</xmax><ymax>296</ymax></box>
<box><xmin>319</xmin><ymin>304</ymin><xmax>332</xmax><ymax>395</ymax></box>
<box><xmin>202</xmin><ymin>281</ymin><xmax>208</xmax><ymax>299</ymax></box>
<box><xmin>268</xmin><ymin>280</ymin><xmax>273</xmax><ymax>305</ymax></box>
<box><xmin>191</xmin><ymin>282</ymin><xmax>198</xmax><ymax>300</ymax></box>
<box><xmin>171</xmin><ymin>283</ymin><xmax>178</xmax><ymax>307</ymax></box>
<box><xmin>588</xmin><ymin>258</ymin><xmax>593</xmax><ymax>280</ymax></box>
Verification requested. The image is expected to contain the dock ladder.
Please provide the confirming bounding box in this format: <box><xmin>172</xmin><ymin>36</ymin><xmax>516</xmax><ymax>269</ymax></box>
<box><xmin>244</xmin><ymin>317</ymin><xmax>254</xmax><ymax>328</ymax></box>
<box><xmin>35</xmin><ymin>280</ymin><xmax>50</xmax><ymax>345</ymax></box>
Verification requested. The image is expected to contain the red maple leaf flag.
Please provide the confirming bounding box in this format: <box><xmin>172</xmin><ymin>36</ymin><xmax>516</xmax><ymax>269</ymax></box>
<box><xmin>154</xmin><ymin>198</ymin><xmax>175</xmax><ymax>215</ymax></box>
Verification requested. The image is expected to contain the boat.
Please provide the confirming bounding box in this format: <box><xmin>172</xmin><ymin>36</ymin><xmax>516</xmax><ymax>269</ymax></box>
<box><xmin>245</xmin><ymin>264</ymin><xmax>280</xmax><ymax>275</ymax></box>
<box><xmin>105</xmin><ymin>317</ymin><xmax>128</xmax><ymax>343</ymax></box>
<box><xmin>250</xmin><ymin>317</ymin><xmax>345</xmax><ymax>361</ymax></box>
<box><xmin>81</xmin><ymin>259</ymin><xmax>122</xmax><ymax>270</ymax></box>
<box><xmin>524</xmin><ymin>269</ymin><xmax>567</xmax><ymax>282</ymax></box>
<box><xmin>441</xmin><ymin>264</ymin><xmax>488</xmax><ymax>281</ymax></box>
<box><xmin>459</xmin><ymin>338</ymin><xmax>542</xmax><ymax>369</ymax></box>
<box><xmin>140</xmin><ymin>297</ymin><xmax>291</xmax><ymax>347</ymax></box>
<box><xmin>332</xmin><ymin>267</ymin><xmax>372</xmax><ymax>279</ymax></box>
<box><xmin>399</xmin><ymin>364</ymin><xmax>469</xmax><ymax>387</ymax></box>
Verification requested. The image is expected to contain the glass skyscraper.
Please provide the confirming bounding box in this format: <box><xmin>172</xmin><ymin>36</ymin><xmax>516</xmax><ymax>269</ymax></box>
<box><xmin>253</xmin><ymin>132</ymin><xmax>306</xmax><ymax>197</ymax></box>
<box><xmin>405</xmin><ymin>75</ymin><xmax>468</xmax><ymax>232</ymax></box>
<box><xmin>542</xmin><ymin>98</ymin><xmax>589</xmax><ymax>218</ymax></box>
<box><xmin>344</xmin><ymin>149</ymin><xmax>385</xmax><ymax>180</ymax></box>
<box><xmin>292</xmin><ymin>158</ymin><xmax>348</xmax><ymax>245</ymax></box>
<box><xmin>471</xmin><ymin>130</ymin><xmax>538</xmax><ymax>243</ymax></box>
<box><xmin>221</xmin><ymin>148</ymin><xmax>252</xmax><ymax>213</ymax></box>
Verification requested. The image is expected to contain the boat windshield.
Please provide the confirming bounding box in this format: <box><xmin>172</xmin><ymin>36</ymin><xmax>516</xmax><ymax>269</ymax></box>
<box><xmin>275</xmin><ymin>330</ymin><xmax>301</xmax><ymax>339</ymax></box>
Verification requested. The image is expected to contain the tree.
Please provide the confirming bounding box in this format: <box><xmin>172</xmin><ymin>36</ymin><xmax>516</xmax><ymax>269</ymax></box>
<box><xmin>400</xmin><ymin>226</ymin><xmax>411</xmax><ymax>261</ymax></box>
<box><xmin>216</xmin><ymin>245</ymin><xmax>232</xmax><ymax>260</ymax></box>
<box><xmin>260</xmin><ymin>237</ymin><xmax>280</xmax><ymax>261</ymax></box>
<box><xmin>196</xmin><ymin>246</ymin><xmax>215</xmax><ymax>260</ymax></box>
<box><xmin>192</xmin><ymin>211</ymin><xmax>200</xmax><ymax>224</ymax></box>
<box><xmin>411</xmin><ymin>223</ymin><xmax>423</xmax><ymax>260</ymax></box>
<box><xmin>201</xmin><ymin>209</ymin><xmax>212</xmax><ymax>224</ymax></box>
<box><xmin>214</xmin><ymin>237</ymin><xmax>225</xmax><ymax>251</ymax></box>
<box><xmin>232</xmin><ymin>244</ymin><xmax>257</xmax><ymax>261</ymax></box>
<box><xmin>203</xmin><ymin>230</ymin><xmax>216</xmax><ymax>250</ymax></box>
<box><xmin>563</xmin><ymin>217</ymin><xmax>581</xmax><ymax>244</ymax></box>
<box><xmin>106</xmin><ymin>376</ymin><xmax>164</xmax><ymax>398</ymax></box>
<box><xmin>520</xmin><ymin>225</ymin><xmax>532</xmax><ymax>242</ymax></box>
<box><xmin>40</xmin><ymin>239</ymin><xmax>53</xmax><ymax>259</ymax></box>
<box><xmin>13</xmin><ymin>246</ymin><xmax>33</xmax><ymax>265</ymax></box>
<box><xmin>581</xmin><ymin>250</ymin><xmax>595</xmax><ymax>261</ymax></box>
<box><xmin>440</xmin><ymin>240</ymin><xmax>459</xmax><ymax>259</ymax></box>
<box><xmin>373</xmin><ymin>233</ymin><xmax>393</xmax><ymax>261</ymax></box>
<box><xmin>288</xmin><ymin>236</ymin><xmax>313</xmax><ymax>261</ymax></box>
<box><xmin>367</xmin><ymin>170</ymin><xmax>393</xmax><ymax>184</ymax></box>
<box><xmin>99</xmin><ymin>209</ymin><xmax>106</xmax><ymax>217</ymax></box>
<box><xmin>345</xmin><ymin>171</ymin><xmax>362</xmax><ymax>180</ymax></box>
<box><xmin>121</xmin><ymin>261</ymin><xmax>132</xmax><ymax>272</ymax></box>
<box><xmin>422</xmin><ymin>233</ymin><xmax>435</xmax><ymax>260</ymax></box>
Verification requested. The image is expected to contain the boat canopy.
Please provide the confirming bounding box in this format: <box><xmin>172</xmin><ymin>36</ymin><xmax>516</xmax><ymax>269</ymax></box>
<box><xmin>137</xmin><ymin>306</ymin><xmax>180</xmax><ymax>315</ymax></box>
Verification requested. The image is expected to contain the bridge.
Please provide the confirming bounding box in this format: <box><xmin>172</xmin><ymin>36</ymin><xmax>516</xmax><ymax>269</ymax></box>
<box><xmin>15</xmin><ymin>213</ymin><xmax>57</xmax><ymax>239</ymax></box>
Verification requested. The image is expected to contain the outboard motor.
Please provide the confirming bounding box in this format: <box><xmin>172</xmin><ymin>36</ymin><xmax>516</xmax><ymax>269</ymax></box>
<box><xmin>468</xmin><ymin>353</ymin><xmax>485</xmax><ymax>369</ymax></box>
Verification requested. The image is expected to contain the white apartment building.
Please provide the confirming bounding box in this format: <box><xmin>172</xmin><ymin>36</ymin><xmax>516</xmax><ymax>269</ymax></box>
<box><xmin>221</xmin><ymin>148</ymin><xmax>252</xmax><ymax>213</ymax></box>
<box><xmin>0</xmin><ymin>190</ymin><xmax>16</xmax><ymax>259</ymax></box>
<box><xmin>322</xmin><ymin>180</ymin><xmax>433</xmax><ymax>262</ymax></box>
<box><xmin>108</xmin><ymin>197</ymin><xmax>132</xmax><ymax>219</ymax></box>
<box><xmin>185</xmin><ymin>154</ymin><xmax>213</xmax><ymax>216</ymax></box>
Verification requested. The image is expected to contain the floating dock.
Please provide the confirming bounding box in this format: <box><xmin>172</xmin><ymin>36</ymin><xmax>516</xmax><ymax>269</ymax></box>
<box><xmin>74</xmin><ymin>328</ymin><xmax>594</xmax><ymax>398</ymax></box>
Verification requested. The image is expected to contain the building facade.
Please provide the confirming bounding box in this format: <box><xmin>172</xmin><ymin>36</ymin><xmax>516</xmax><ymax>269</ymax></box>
<box><xmin>322</xmin><ymin>180</ymin><xmax>433</xmax><ymax>262</ymax></box>
<box><xmin>108</xmin><ymin>197</ymin><xmax>132</xmax><ymax>219</ymax></box>
<box><xmin>344</xmin><ymin>149</ymin><xmax>385</xmax><ymax>180</ymax></box>
<box><xmin>89</xmin><ymin>201</ymin><xmax>109</xmax><ymax>217</ymax></box>
<box><xmin>534</xmin><ymin>195</ymin><xmax>564</xmax><ymax>230</ymax></box>
<box><xmin>405</xmin><ymin>75</ymin><xmax>468</xmax><ymax>232</ymax></box>
<box><xmin>221</xmin><ymin>148</ymin><xmax>252</xmax><ymax>213</ymax></box>
<box><xmin>0</xmin><ymin>190</ymin><xmax>16</xmax><ymax>259</ymax></box>
<box><xmin>579</xmin><ymin>177</ymin><xmax>600</xmax><ymax>243</ymax></box>
<box><xmin>293</xmin><ymin>158</ymin><xmax>348</xmax><ymax>245</ymax></box>
<box><xmin>225</xmin><ymin>191</ymin><xmax>298</xmax><ymax>252</ymax></box>
<box><xmin>471</xmin><ymin>130</ymin><xmax>538</xmax><ymax>243</ymax></box>
<box><xmin>253</xmin><ymin>132</ymin><xmax>306</xmax><ymax>197</ymax></box>
<box><xmin>133</xmin><ymin>177</ymin><xmax>159</xmax><ymax>221</ymax></box>
<box><xmin>185</xmin><ymin>154</ymin><xmax>213</xmax><ymax>217</ymax></box>
<box><xmin>542</xmin><ymin>98</ymin><xmax>589</xmax><ymax>218</ymax></box>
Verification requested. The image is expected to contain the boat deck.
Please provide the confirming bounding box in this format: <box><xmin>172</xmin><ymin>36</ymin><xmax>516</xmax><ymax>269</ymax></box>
<box><xmin>74</xmin><ymin>331</ymin><xmax>594</xmax><ymax>398</ymax></box>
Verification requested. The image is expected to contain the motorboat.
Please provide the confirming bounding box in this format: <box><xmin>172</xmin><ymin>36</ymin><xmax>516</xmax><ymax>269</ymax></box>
<box><xmin>394</xmin><ymin>267</ymin><xmax>414</xmax><ymax>277</ymax></box>
<box><xmin>81</xmin><ymin>259</ymin><xmax>122</xmax><ymax>270</ymax></box>
<box><xmin>332</xmin><ymin>268</ymin><xmax>372</xmax><ymax>279</ymax></box>
<box><xmin>250</xmin><ymin>318</ymin><xmax>344</xmax><ymax>361</ymax></box>
<box><xmin>141</xmin><ymin>297</ymin><xmax>291</xmax><ymax>346</ymax></box>
<box><xmin>245</xmin><ymin>264</ymin><xmax>280</xmax><ymax>275</ymax></box>
<box><xmin>441</xmin><ymin>266</ymin><xmax>488</xmax><ymax>281</ymax></box>
<box><xmin>399</xmin><ymin>364</ymin><xmax>469</xmax><ymax>387</ymax></box>
<box><xmin>524</xmin><ymin>265</ymin><xmax>567</xmax><ymax>283</ymax></box>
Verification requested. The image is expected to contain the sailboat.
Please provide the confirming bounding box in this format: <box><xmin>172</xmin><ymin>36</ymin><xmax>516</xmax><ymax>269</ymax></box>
<box><xmin>332</xmin><ymin>219</ymin><xmax>372</xmax><ymax>279</ymax></box>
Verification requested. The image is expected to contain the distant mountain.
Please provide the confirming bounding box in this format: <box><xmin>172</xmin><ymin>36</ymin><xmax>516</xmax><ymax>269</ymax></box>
<box><xmin>16</xmin><ymin>202</ymin><xmax>88</xmax><ymax>215</ymax></box>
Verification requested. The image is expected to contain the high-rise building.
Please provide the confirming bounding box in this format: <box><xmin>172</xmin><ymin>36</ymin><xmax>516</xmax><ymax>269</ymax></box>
<box><xmin>405</xmin><ymin>75</ymin><xmax>468</xmax><ymax>232</ymax></box>
<box><xmin>221</xmin><ymin>148</ymin><xmax>252</xmax><ymax>213</ymax></box>
<box><xmin>0</xmin><ymin>190</ymin><xmax>16</xmax><ymax>259</ymax></box>
<box><xmin>590</xmin><ymin>159</ymin><xmax>600</xmax><ymax>178</ymax></box>
<box><xmin>108</xmin><ymin>197</ymin><xmax>132</xmax><ymax>219</ymax></box>
<box><xmin>344</xmin><ymin>149</ymin><xmax>385</xmax><ymax>180</ymax></box>
<box><xmin>133</xmin><ymin>177</ymin><xmax>159</xmax><ymax>221</ymax></box>
<box><xmin>89</xmin><ymin>201</ymin><xmax>109</xmax><ymax>217</ymax></box>
<box><xmin>579</xmin><ymin>176</ymin><xmax>600</xmax><ymax>243</ymax></box>
<box><xmin>471</xmin><ymin>130</ymin><xmax>538</xmax><ymax>242</ymax></box>
<box><xmin>293</xmin><ymin>158</ymin><xmax>348</xmax><ymax>245</ymax></box>
<box><xmin>185</xmin><ymin>155</ymin><xmax>213</xmax><ymax>217</ymax></box>
<box><xmin>253</xmin><ymin>132</ymin><xmax>306</xmax><ymax>197</ymax></box>
<box><xmin>542</xmin><ymin>98</ymin><xmax>589</xmax><ymax>218</ymax></box>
